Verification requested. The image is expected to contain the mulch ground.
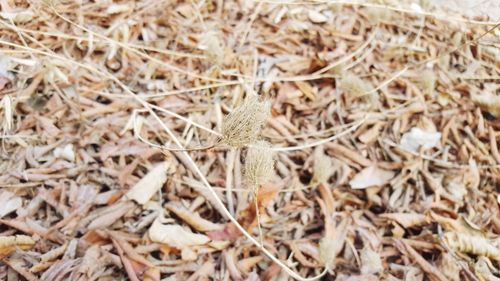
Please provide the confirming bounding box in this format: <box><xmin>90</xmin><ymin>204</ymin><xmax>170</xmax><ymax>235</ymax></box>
<box><xmin>0</xmin><ymin>1</ymin><xmax>499</xmax><ymax>280</ymax></box>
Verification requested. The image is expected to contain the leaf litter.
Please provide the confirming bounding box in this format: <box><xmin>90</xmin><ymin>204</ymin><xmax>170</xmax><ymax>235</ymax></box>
<box><xmin>0</xmin><ymin>0</ymin><xmax>499</xmax><ymax>280</ymax></box>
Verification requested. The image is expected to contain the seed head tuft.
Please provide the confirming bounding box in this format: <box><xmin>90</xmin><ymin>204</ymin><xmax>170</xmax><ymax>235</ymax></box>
<box><xmin>244</xmin><ymin>140</ymin><xmax>274</xmax><ymax>189</ymax></box>
<box><xmin>220</xmin><ymin>95</ymin><xmax>270</xmax><ymax>148</ymax></box>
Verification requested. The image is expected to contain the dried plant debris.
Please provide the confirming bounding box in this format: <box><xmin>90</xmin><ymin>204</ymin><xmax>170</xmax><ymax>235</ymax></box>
<box><xmin>0</xmin><ymin>0</ymin><xmax>498</xmax><ymax>280</ymax></box>
<box><xmin>442</xmin><ymin>232</ymin><xmax>500</xmax><ymax>262</ymax></box>
<box><xmin>360</xmin><ymin>246</ymin><xmax>383</xmax><ymax>275</ymax></box>
<box><xmin>311</xmin><ymin>148</ymin><xmax>333</xmax><ymax>186</ymax></box>
<box><xmin>0</xmin><ymin>190</ymin><xmax>22</xmax><ymax>218</ymax></box>
<box><xmin>472</xmin><ymin>93</ymin><xmax>500</xmax><ymax>117</ymax></box>
<box><xmin>244</xmin><ymin>140</ymin><xmax>274</xmax><ymax>189</ymax></box>
<box><xmin>125</xmin><ymin>161</ymin><xmax>169</xmax><ymax>205</ymax></box>
<box><xmin>349</xmin><ymin>165</ymin><xmax>395</xmax><ymax>189</ymax></box>
<box><xmin>400</xmin><ymin>127</ymin><xmax>441</xmax><ymax>152</ymax></box>
<box><xmin>0</xmin><ymin>235</ymin><xmax>35</xmax><ymax>259</ymax></box>
<box><xmin>339</xmin><ymin>73</ymin><xmax>376</xmax><ymax>105</ymax></box>
<box><xmin>220</xmin><ymin>95</ymin><xmax>270</xmax><ymax>148</ymax></box>
<box><xmin>148</xmin><ymin>219</ymin><xmax>210</xmax><ymax>249</ymax></box>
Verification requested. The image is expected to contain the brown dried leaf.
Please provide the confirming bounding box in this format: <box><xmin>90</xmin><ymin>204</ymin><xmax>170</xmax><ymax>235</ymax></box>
<box><xmin>400</xmin><ymin>127</ymin><xmax>441</xmax><ymax>153</ymax></box>
<box><xmin>165</xmin><ymin>202</ymin><xmax>224</xmax><ymax>232</ymax></box>
<box><xmin>0</xmin><ymin>235</ymin><xmax>35</xmax><ymax>259</ymax></box>
<box><xmin>394</xmin><ymin>239</ymin><xmax>448</xmax><ymax>281</ymax></box>
<box><xmin>443</xmin><ymin>232</ymin><xmax>500</xmax><ymax>262</ymax></box>
<box><xmin>237</xmin><ymin>256</ymin><xmax>263</xmax><ymax>274</ymax></box>
<box><xmin>472</xmin><ymin>93</ymin><xmax>500</xmax><ymax>117</ymax></box>
<box><xmin>125</xmin><ymin>161</ymin><xmax>169</xmax><ymax>205</ymax></box>
<box><xmin>350</xmin><ymin>165</ymin><xmax>395</xmax><ymax>189</ymax></box>
<box><xmin>360</xmin><ymin>247</ymin><xmax>383</xmax><ymax>275</ymax></box>
<box><xmin>87</xmin><ymin>201</ymin><xmax>135</xmax><ymax>230</ymax></box>
<box><xmin>379</xmin><ymin>213</ymin><xmax>429</xmax><ymax>228</ymax></box>
<box><xmin>0</xmin><ymin>190</ymin><xmax>22</xmax><ymax>218</ymax></box>
<box><xmin>148</xmin><ymin>219</ymin><xmax>210</xmax><ymax>249</ymax></box>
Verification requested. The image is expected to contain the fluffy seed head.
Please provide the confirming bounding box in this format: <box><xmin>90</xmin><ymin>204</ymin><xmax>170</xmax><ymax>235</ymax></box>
<box><xmin>221</xmin><ymin>95</ymin><xmax>270</xmax><ymax>148</ymax></box>
<box><xmin>244</xmin><ymin>140</ymin><xmax>274</xmax><ymax>189</ymax></box>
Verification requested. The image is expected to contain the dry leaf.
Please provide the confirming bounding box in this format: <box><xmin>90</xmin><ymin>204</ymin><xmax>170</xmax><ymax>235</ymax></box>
<box><xmin>238</xmin><ymin>256</ymin><xmax>263</xmax><ymax>274</ymax></box>
<box><xmin>308</xmin><ymin>10</ymin><xmax>328</xmax><ymax>23</ymax></box>
<box><xmin>349</xmin><ymin>165</ymin><xmax>395</xmax><ymax>189</ymax></box>
<box><xmin>472</xmin><ymin>93</ymin><xmax>500</xmax><ymax>117</ymax></box>
<box><xmin>53</xmin><ymin>144</ymin><xmax>75</xmax><ymax>162</ymax></box>
<box><xmin>380</xmin><ymin>213</ymin><xmax>429</xmax><ymax>228</ymax></box>
<box><xmin>149</xmin><ymin>219</ymin><xmax>210</xmax><ymax>249</ymax></box>
<box><xmin>106</xmin><ymin>4</ymin><xmax>133</xmax><ymax>14</ymax></box>
<box><xmin>360</xmin><ymin>247</ymin><xmax>383</xmax><ymax>275</ymax></box>
<box><xmin>125</xmin><ymin>162</ymin><xmax>169</xmax><ymax>205</ymax></box>
<box><xmin>443</xmin><ymin>232</ymin><xmax>500</xmax><ymax>262</ymax></box>
<box><xmin>0</xmin><ymin>235</ymin><xmax>35</xmax><ymax>258</ymax></box>
<box><xmin>0</xmin><ymin>76</ymin><xmax>10</xmax><ymax>91</ymax></box>
<box><xmin>437</xmin><ymin>253</ymin><xmax>460</xmax><ymax>281</ymax></box>
<box><xmin>87</xmin><ymin>201</ymin><xmax>135</xmax><ymax>230</ymax></box>
<box><xmin>165</xmin><ymin>202</ymin><xmax>225</xmax><ymax>232</ymax></box>
<box><xmin>1</xmin><ymin>95</ymin><xmax>12</xmax><ymax>132</ymax></box>
<box><xmin>0</xmin><ymin>190</ymin><xmax>22</xmax><ymax>218</ymax></box>
<box><xmin>474</xmin><ymin>257</ymin><xmax>499</xmax><ymax>281</ymax></box>
<box><xmin>0</xmin><ymin>10</ymin><xmax>34</xmax><ymax>23</ymax></box>
<box><xmin>400</xmin><ymin>127</ymin><xmax>441</xmax><ymax>152</ymax></box>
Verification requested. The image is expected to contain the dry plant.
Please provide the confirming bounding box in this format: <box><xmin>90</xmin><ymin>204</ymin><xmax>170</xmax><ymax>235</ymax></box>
<box><xmin>244</xmin><ymin>140</ymin><xmax>274</xmax><ymax>244</ymax></box>
<box><xmin>244</xmin><ymin>140</ymin><xmax>274</xmax><ymax>189</ymax></box>
<box><xmin>442</xmin><ymin>232</ymin><xmax>500</xmax><ymax>262</ymax></box>
<box><xmin>153</xmin><ymin>94</ymin><xmax>271</xmax><ymax>151</ymax></box>
<box><xmin>220</xmin><ymin>94</ymin><xmax>270</xmax><ymax>148</ymax></box>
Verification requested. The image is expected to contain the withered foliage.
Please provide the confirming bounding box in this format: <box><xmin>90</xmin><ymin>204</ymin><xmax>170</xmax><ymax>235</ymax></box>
<box><xmin>0</xmin><ymin>0</ymin><xmax>498</xmax><ymax>280</ymax></box>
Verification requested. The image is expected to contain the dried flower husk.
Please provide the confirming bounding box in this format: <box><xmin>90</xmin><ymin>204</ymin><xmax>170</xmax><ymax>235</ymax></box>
<box><xmin>244</xmin><ymin>140</ymin><xmax>274</xmax><ymax>189</ymax></box>
<box><xmin>220</xmin><ymin>95</ymin><xmax>270</xmax><ymax>148</ymax></box>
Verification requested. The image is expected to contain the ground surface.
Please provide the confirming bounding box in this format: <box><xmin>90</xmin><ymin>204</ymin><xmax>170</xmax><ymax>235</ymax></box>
<box><xmin>0</xmin><ymin>1</ymin><xmax>499</xmax><ymax>281</ymax></box>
